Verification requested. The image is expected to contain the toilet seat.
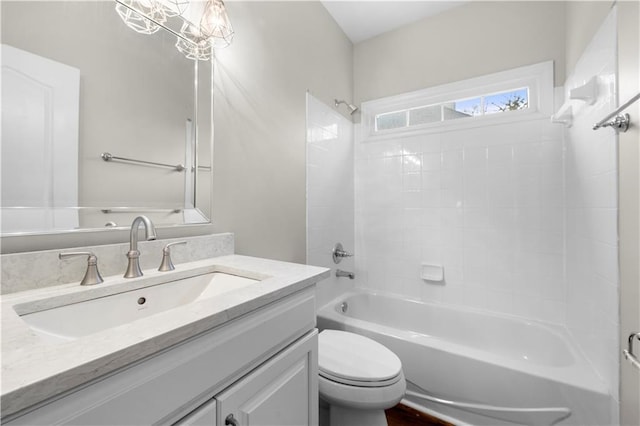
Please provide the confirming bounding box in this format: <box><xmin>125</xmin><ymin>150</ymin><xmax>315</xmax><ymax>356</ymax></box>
<box><xmin>320</xmin><ymin>370</ymin><xmax>402</xmax><ymax>387</ymax></box>
<box><xmin>319</xmin><ymin>330</ymin><xmax>402</xmax><ymax>388</ymax></box>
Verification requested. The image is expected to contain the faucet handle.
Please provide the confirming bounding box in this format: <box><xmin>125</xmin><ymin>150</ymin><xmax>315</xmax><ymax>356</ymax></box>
<box><xmin>332</xmin><ymin>243</ymin><xmax>354</xmax><ymax>264</ymax></box>
<box><xmin>59</xmin><ymin>251</ymin><xmax>104</xmax><ymax>286</ymax></box>
<box><xmin>158</xmin><ymin>241</ymin><xmax>187</xmax><ymax>272</ymax></box>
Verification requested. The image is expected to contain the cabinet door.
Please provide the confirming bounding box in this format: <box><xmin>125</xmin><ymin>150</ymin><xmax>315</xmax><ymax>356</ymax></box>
<box><xmin>216</xmin><ymin>330</ymin><xmax>318</xmax><ymax>426</ymax></box>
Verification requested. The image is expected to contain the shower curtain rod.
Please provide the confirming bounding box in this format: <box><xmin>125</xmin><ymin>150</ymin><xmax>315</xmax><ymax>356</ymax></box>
<box><xmin>593</xmin><ymin>92</ymin><xmax>640</xmax><ymax>132</ymax></box>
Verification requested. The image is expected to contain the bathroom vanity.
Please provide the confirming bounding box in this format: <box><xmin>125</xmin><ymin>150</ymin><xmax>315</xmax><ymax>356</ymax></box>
<box><xmin>1</xmin><ymin>250</ymin><xmax>329</xmax><ymax>425</ymax></box>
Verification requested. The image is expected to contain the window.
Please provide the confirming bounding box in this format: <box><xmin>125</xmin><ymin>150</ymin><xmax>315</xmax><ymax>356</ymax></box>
<box><xmin>374</xmin><ymin>88</ymin><xmax>530</xmax><ymax>131</ymax></box>
<box><xmin>364</xmin><ymin>61</ymin><xmax>553</xmax><ymax>139</ymax></box>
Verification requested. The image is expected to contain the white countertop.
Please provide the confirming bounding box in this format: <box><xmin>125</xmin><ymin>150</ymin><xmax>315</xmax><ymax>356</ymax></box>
<box><xmin>1</xmin><ymin>255</ymin><xmax>329</xmax><ymax>418</ymax></box>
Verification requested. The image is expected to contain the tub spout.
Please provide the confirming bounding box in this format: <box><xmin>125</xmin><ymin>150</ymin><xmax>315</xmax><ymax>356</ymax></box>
<box><xmin>336</xmin><ymin>269</ymin><xmax>355</xmax><ymax>279</ymax></box>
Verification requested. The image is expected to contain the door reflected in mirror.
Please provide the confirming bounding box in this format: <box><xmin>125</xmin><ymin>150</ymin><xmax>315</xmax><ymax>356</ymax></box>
<box><xmin>0</xmin><ymin>1</ymin><xmax>212</xmax><ymax>236</ymax></box>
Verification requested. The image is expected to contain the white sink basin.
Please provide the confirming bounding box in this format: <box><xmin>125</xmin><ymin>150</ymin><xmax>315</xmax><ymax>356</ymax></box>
<box><xmin>19</xmin><ymin>272</ymin><xmax>258</xmax><ymax>343</ymax></box>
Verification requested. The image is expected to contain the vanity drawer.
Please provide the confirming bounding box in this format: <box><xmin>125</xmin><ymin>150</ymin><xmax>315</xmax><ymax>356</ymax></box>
<box><xmin>7</xmin><ymin>287</ymin><xmax>316</xmax><ymax>425</ymax></box>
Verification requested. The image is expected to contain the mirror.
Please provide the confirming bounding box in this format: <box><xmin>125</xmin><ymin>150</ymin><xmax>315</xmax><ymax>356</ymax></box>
<box><xmin>0</xmin><ymin>1</ymin><xmax>212</xmax><ymax>236</ymax></box>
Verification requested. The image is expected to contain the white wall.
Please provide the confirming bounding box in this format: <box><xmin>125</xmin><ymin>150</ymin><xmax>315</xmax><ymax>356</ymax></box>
<box><xmin>564</xmin><ymin>1</ymin><xmax>615</xmax><ymax>80</ymax></box>
<box><xmin>353</xmin><ymin>1</ymin><xmax>566</xmax><ymax>106</ymax></box>
<box><xmin>306</xmin><ymin>94</ymin><xmax>355</xmax><ymax>308</ymax></box>
<box><xmin>212</xmin><ymin>1</ymin><xmax>353</xmax><ymax>263</ymax></box>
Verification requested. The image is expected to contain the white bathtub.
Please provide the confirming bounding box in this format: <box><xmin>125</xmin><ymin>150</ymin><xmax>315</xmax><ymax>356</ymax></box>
<box><xmin>317</xmin><ymin>291</ymin><xmax>612</xmax><ymax>426</ymax></box>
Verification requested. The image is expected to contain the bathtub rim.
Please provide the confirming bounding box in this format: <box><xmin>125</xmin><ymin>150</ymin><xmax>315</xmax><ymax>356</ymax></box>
<box><xmin>321</xmin><ymin>289</ymin><xmax>575</xmax><ymax>339</ymax></box>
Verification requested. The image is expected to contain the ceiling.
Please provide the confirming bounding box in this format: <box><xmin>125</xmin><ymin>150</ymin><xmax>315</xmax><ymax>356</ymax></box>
<box><xmin>321</xmin><ymin>1</ymin><xmax>467</xmax><ymax>44</ymax></box>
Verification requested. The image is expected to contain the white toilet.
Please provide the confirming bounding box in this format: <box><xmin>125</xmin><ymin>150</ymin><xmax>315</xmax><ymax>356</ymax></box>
<box><xmin>318</xmin><ymin>330</ymin><xmax>406</xmax><ymax>426</ymax></box>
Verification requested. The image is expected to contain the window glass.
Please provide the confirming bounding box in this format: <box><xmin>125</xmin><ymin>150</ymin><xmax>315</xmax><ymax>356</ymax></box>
<box><xmin>373</xmin><ymin>89</ymin><xmax>529</xmax><ymax>131</ymax></box>
<box><xmin>409</xmin><ymin>105</ymin><xmax>441</xmax><ymax>126</ymax></box>
<box><xmin>443</xmin><ymin>97</ymin><xmax>481</xmax><ymax>121</ymax></box>
<box><xmin>484</xmin><ymin>88</ymin><xmax>529</xmax><ymax>115</ymax></box>
<box><xmin>372</xmin><ymin>82</ymin><xmax>538</xmax><ymax>133</ymax></box>
<box><xmin>376</xmin><ymin>110</ymin><xmax>407</xmax><ymax>131</ymax></box>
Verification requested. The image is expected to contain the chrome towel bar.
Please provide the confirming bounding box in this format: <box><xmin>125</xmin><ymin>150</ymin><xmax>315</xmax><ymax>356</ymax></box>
<box><xmin>593</xmin><ymin>92</ymin><xmax>640</xmax><ymax>132</ymax></box>
<box><xmin>101</xmin><ymin>152</ymin><xmax>186</xmax><ymax>172</ymax></box>
<box><xmin>100</xmin><ymin>207</ymin><xmax>182</xmax><ymax>214</ymax></box>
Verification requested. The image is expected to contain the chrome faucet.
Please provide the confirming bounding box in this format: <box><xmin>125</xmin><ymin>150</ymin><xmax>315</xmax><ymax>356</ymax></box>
<box><xmin>124</xmin><ymin>215</ymin><xmax>157</xmax><ymax>278</ymax></box>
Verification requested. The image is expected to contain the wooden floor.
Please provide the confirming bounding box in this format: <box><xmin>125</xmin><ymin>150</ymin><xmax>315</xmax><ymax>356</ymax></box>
<box><xmin>385</xmin><ymin>404</ymin><xmax>453</xmax><ymax>426</ymax></box>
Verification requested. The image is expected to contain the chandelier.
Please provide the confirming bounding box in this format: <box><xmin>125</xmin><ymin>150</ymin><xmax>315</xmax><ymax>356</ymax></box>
<box><xmin>115</xmin><ymin>0</ymin><xmax>234</xmax><ymax>60</ymax></box>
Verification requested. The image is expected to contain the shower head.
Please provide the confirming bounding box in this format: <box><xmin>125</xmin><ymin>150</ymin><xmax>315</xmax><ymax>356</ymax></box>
<box><xmin>334</xmin><ymin>99</ymin><xmax>359</xmax><ymax>115</ymax></box>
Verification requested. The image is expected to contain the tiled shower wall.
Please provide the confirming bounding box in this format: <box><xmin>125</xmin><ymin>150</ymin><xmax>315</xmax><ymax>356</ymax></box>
<box><xmin>305</xmin><ymin>7</ymin><xmax>618</xmax><ymax>406</ymax></box>
<box><xmin>354</xmin><ymin>118</ymin><xmax>566</xmax><ymax>324</ymax></box>
<box><xmin>352</xmin><ymin>8</ymin><xmax>620</xmax><ymax>406</ymax></box>
<box><xmin>306</xmin><ymin>94</ymin><xmax>355</xmax><ymax>308</ymax></box>
<box><xmin>564</xmin><ymin>9</ymin><xmax>619</xmax><ymax>404</ymax></box>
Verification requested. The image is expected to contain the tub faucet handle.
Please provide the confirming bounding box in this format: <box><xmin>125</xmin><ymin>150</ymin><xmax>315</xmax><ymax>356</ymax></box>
<box><xmin>332</xmin><ymin>242</ymin><xmax>353</xmax><ymax>264</ymax></box>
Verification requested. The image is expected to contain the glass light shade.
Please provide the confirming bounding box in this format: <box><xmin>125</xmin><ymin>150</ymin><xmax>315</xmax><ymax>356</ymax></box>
<box><xmin>115</xmin><ymin>0</ymin><xmax>167</xmax><ymax>35</ymax></box>
<box><xmin>199</xmin><ymin>0</ymin><xmax>234</xmax><ymax>48</ymax></box>
<box><xmin>115</xmin><ymin>0</ymin><xmax>232</xmax><ymax>59</ymax></box>
<box><xmin>157</xmin><ymin>0</ymin><xmax>190</xmax><ymax>18</ymax></box>
<box><xmin>176</xmin><ymin>22</ymin><xmax>213</xmax><ymax>61</ymax></box>
<box><xmin>175</xmin><ymin>37</ymin><xmax>213</xmax><ymax>61</ymax></box>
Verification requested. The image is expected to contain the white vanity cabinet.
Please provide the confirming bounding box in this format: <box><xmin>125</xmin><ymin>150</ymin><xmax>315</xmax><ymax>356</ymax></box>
<box><xmin>178</xmin><ymin>331</ymin><xmax>317</xmax><ymax>426</ymax></box>
<box><xmin>6</xmin><ymin>288</ymin><xmax>318</xmax><ymax>426</ymax></box>
<box><xmin>215</xmin><ymin>330</ymin><xmax>318</xmax><ymax>426</ymax></box>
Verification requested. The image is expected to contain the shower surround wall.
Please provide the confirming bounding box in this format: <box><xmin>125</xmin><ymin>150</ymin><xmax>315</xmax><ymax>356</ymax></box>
<box><xmin>564</xmin><ymin>9</ymin><xmax>619</xmax><ymax>409</ymax></box>
<box><xmin>352</xmin><ymin>9</ymin><xmax>620</xmax><ymax>415</ymax></box>
<box><xmin>354</xmin><ymin>117</ymin><xmax>566</xmax><ymax>324</ymax></box>
<box><xmin>306</xmin><ymin>94</ymin><xmax>355</xmax><ymax>308</ymax></box>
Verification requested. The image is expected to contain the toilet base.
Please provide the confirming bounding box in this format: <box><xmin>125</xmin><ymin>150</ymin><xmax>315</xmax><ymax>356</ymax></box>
<box><xmin>329</xmin><ymin>405</ymin><xmax>388</xmax><ymax>426</ymax></box>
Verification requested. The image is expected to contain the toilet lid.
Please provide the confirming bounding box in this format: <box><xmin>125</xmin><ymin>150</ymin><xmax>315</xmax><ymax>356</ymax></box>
<box><xmin>318</xmin><ymin>330</ymin><xmax>402</xmax><ymax>385</ymax></box>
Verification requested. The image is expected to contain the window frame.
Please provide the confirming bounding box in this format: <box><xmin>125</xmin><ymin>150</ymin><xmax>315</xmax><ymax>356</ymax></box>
<box><xmin>361</xmin><ymin>61</ymin><xmax>554</xmax><ymax>141</ymax></box>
